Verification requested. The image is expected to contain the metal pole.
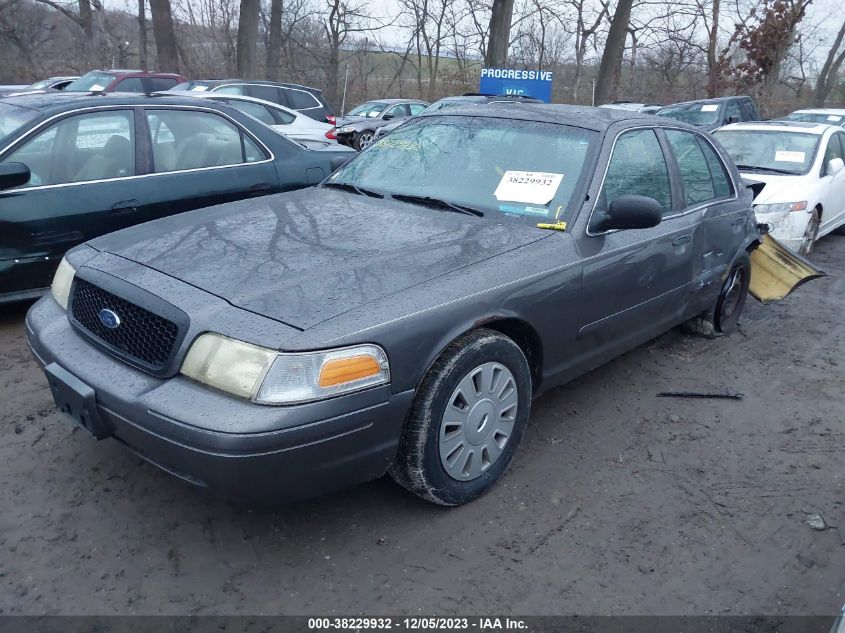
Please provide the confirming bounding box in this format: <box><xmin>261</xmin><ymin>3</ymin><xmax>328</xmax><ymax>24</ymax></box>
<box><xmin>591</xmin><ymin>80</ymin><xmax>596</xmax><ymax>107</ymax></box>
<box><xmin>341</xmin><ymin>64</ymin><xmax>350</xmax><ymax>116</ymax></box>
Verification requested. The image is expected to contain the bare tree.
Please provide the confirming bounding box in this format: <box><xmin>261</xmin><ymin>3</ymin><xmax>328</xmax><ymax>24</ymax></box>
<box><xmin>485</xmin><ymin>0</ymin><xmax>513</xmax><ymax>66</ymax></box>
<box><xmin>814</xmin><ymin>19</ymin><xmax>845</xmax><ymax>106</ymax></box>
<box><xmin>595</xmin><ymin>0</ymin><xmax>634</xmax><ymax>104</ymax></box>
<box><xmin>149</xmin><ymin>0</ymin><xmax>179</xmax><ymax>71</ymax></box>
<box><xmin>237</xmin><ymin>0</ymin><xmax>259</xmax><ymax>76</ymax></box>
<box><xmin>266</xmin><ymin>0</ymin><xmax>283</xmax><ymax>80</ymax></box>
<box><xmin>138</xmin><ymin>0</ymin><xmax>147</xmax><ymax>70</ymax></box>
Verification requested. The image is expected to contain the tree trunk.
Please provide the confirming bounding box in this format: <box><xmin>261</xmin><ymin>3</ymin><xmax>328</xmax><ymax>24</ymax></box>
<box><xmin>706</xmin><ymin>0</ymin><xmax>721</xmax><ymax>97</ymax></box>
<box><xmin>594</xmin><ymin>0</ymin><xmax>633</xmax><ymax>105</ymax></box>
<box><xmin>149</xmin><ymin>0</ymin><xmax>179</xmax><ymax>72</ymax></box>
<box><xmin>138</xmin><ymin>0</ymin><xmax>147</xmax><ymax>71</ymax></box>
<box><xmin>266</xmin><ymin>0</ymin><xmax>283</xmax><ymax>80</ymax></box>
<box><xmin>237</xmin><ymin>0</ymin><xmax>260</xmax><ymax>78</ymax></box>
<box><xmin>79</xmin><ymin>0</ymin><xmax>93</xmax><ymax>42</ymax></box>
<box><xmin>484</xmin><ymin>0</ymin><xmax>514</xmax><ymax>67</ymax></box>
<box><xmin>814</xmin><ymin>19</ymin><xmax>845</xmax><ymax>107</ymax></box>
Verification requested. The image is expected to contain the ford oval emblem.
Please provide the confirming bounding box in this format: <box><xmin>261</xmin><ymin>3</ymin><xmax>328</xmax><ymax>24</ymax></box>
<box><xmin>98</xmin><ymin>308</ymin><xmax>121</xmax><ymax>329</ymax></box>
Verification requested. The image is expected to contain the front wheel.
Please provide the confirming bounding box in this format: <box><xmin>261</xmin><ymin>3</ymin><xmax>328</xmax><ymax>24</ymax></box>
<box><xmin>389</xmin><ymin>329</ymin><xmax>532</xmax><ymax>506</ymax></box>
<box><xmin>354</xmin><ymin>131</ymin><xmax>374</xmax><ymax>150</ymax></box>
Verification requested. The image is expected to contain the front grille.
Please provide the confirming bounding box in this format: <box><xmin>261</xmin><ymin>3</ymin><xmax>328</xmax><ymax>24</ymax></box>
<box><xmin>70</xmin><ymin>278</ymin><xmax>180</xmax><ymax>370</ymax></box>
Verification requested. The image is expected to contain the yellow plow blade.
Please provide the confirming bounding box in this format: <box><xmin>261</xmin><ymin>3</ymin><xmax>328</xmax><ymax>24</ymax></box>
<box><xmin>749</xmin><ymin>233</ymin><xmax>826</xmax><ymax>303</ymax></box>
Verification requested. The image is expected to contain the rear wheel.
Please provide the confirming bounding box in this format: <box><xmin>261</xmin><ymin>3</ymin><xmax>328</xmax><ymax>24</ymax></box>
<box><xmin>389</xmin><ymin>329</ymin><xmax>532</xmax><ymax>506</ymax></box>
<box><xmin>683</xmin><ymin>253</ymin><xmax>750</xmax><ymax>338</ymax></box>
<box><xmin>799</xmin><ymin>209</ymin><xmax>820</xmax><ymax>255</ymax></box>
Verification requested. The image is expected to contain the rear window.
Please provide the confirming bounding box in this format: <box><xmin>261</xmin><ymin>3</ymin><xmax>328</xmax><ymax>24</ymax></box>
<box><xmin>247</xmin><ymin>85</ymin><xmax>280</xmax><ymax>103</ymax></box>
<box><xmin>0</xmin><ymin>103</ymin><xmax>39</xmax><ymax>139</ymax></box>
<box><xmin>148</xmin><ymin>77</ymin><xmax>179</xmax><ymax>91</ymax></box>
<box><xmin>285</xmin><ymin>88</ymin><xmax>321</xmax><ymax>110</ymax></box>
<box><xmin>64</xmin><ymin>71</ymin><xmax>116</xmax><ymax>92</ymax></box>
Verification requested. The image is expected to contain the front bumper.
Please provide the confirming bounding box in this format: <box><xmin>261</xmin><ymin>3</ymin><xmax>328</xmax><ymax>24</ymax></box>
<box><xmin>25</xmin><ymin>297</ymin><xmax>414</xmax><ymax>503</ymax></box>
<box><xmin>754</xmin><ymin>210</ymin><xmax>811</xmax><ymax>252</ymax></box>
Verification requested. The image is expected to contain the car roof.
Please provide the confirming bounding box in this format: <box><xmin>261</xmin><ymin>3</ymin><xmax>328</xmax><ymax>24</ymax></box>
<box><xmin>716</xmin><ymin>120</ymin><xmax>829</xmax><ymax>134</ymax></box>
<box><xmin>790</xmin><ymin>108</ymin><xmax>845</xmax><ymax>116</ymax></box>
<box><xmin>189</xmin><ymin>92</ymin><xmax>299</xmax><ymax>115</ymax></box>
<box><xmin>359</xmin><ymin>98</ymin><xmax>427</xmax><ymax>105</ymax></box>
<box><xmin>419</xmin><ymin>103</ymin><xmax>689</xmax><ymax>132</ymax></box>
<box><xmin>0</xmin><ymin>92</ymin><xmax>242</xmax><ymax>115</ymax></box>
<box><xmin>186</xmin><ymin>79</ymin><xmax>323</xmax><ymax>93</ymax></box>
<box><xmin>662</xmin><ymin>96</ymin><xmax>751</xmax><ymax>107</ymax></box>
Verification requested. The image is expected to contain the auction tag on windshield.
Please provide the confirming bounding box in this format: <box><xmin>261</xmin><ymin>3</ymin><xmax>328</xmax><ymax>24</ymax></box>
<box><xmin>701</xmin><ymin>104</ymin><xmax>719</xmax><ymax>112</ymax></box>
<box><xmin>494</xmin><ymin>171</ymin><xmax>564</xmax><ymax>205</ymax></box>
<box><xmin>192</xmin><ymin>85</ymin><xmax>209</xmax><ymax>91</ymax></box>
<box><xmin>774</xmin><ymin>150</ymin><xmax>805</xmax><ymax>163</ymax></box>
<box><xmin>828</xmin><ymin>115</ymin><xmax>842</xmax><ymax>122</ymax></box>
<box><xmin>89</xmin><ymin>84</ymin><xmax>104</xmax><ymax>91</ymax></box>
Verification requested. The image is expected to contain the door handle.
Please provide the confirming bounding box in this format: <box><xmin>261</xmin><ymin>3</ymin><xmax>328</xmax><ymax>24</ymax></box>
<box><xmin>110</xmin><ymin>199</ymin><xmax>139</xmax><ymax>214</ymax></box>
<box><xmin>672</xmin><ymin>235</ymin><xmax>691</xmax><ymax>246</ymax></box>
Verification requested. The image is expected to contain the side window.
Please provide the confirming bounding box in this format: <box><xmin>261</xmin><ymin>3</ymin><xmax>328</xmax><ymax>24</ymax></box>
<box><xmin>725</xmin><ymin>100</ymin><xmax>742</xmax><ymax>123</ymax></box>
<box><xmin>247</xmin><ymin>85</ymin><xmax>281</xmax><ymax>104</ymax></box>
<box><xmin>273</xmin><ymin>108</ymin><xmax>296</xmax><ymax>125</ymax></box>
<box><xmin>114</xmin><ymin>77</ymin><xmax>145</xmax><ymax>92</ymax></box>
<box><xmin>696</xmin><ymin>136</ymin><xmax>733</xmax><ymax>199</ymax></box>
<box><xmin>147</xmin><ymin>77</ymin><xmax>178</xmax><ymax>92</ymax></box>
<box><xmin>228</xmin><ymin>100</ymin><xmax>275</xmax><ymax>125</ymax></box>
<box><xmin>822</xmin><ymin>133</ymin><xmax>845</xmax><ymax>175</ymax></box>
<box><xmin>387</xmin><ymin>104</ymin><xmax>408</xmax><ymax>118</ymax></box>
<box><xmin>145</xmin><ymin>110</ymin><xmax>265</xmax><ymax>173</ymax></box>
<box><xmin>665</xmin><ymin>129</ymin><xmax>717</xmax><ymax>206</ymax></box>
<box><xmin>285</xmin><ymin>88</ymin><xmax>320</xmax><ymax>110</ymax></box>
<box><xmin>6</xmin><ymin>110</ymin><xmax>134</xmax><ymax>187</ymax></box>
<box><xmin>739</xmin><ymin>99</ymin><xmax>756</xmax><ymax>121</ymax></box>
<box><xmin>213</xmin><ymin>84</ymin><xmax>245</xmax><ymax>96</ymax></box>
<box><xmin>599</xmin><ymin>129</ymin><xmax>672</xmax><ymax>219</ymax></box>
<box><xmin>409</xmin><ymin>103</ymin><xmax>427</xmax><ymax>115</ymax></box>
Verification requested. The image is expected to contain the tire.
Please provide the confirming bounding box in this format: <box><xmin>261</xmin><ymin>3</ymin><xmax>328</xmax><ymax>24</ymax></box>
<box><xmin>799</xmin><ymin>209</ymin><xmax>820</xmax><ymax>255</ymax></box>
<box><xmin>389</xmin><ymin>329</ymin><xmax>532</xmax><ymax>506</ymax></box>
<box><xmin>683</xmin><ymin>252</ymin><xmax>751</xmax><ymax>339</ymax></box>
<box><xmin>354</xmin><ymin>131</ymin><xmax>374</xmax><ymax>151</ymax></box>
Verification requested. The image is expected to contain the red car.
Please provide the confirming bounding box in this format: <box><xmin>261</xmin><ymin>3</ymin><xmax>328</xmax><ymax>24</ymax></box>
<box><xmin>63</xmin><ymin>70</ymin><xmax>186</xmax><ymax>93</ymax></box>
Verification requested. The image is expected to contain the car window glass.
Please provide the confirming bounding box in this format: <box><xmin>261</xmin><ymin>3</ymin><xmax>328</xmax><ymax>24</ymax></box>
<box><xmin>696</xmin><ymin>137</ymin><xmax>733</xmax><ymax>198</ymax></box>
<box><xmin>148</xmin><ymin>77</ymin><xmax>178</xmax><ymax>91</ymax></box>
<box><xmin>247</xmin><ymin>85</ymin><xmax>280</xmax><ymax>103</ymax></box>
<box><xmin>665</xmin><ymin>129</ymin><xmax>717</xmax><ymax>206</ymax></box>
<box><xmin>714</xmin><ymin>129</ymin><xmax>819</xmax><ymax>175</ymax></box>
<box><xmin>286</xmin><ymin>88</ymin><xmax>320</xmax><ymax>110</ymax></box>
<box><xmin>227</xmin><ymin>100</ymin><xmax>275</xmax><ymax>125</ymax></box>
<box><xmin>739</xmin><ymin>100</ymin><xmax>756</xmax><ymax>120</ymax></box>
<box><xmin>273</xmin><ymin>108</ymin><xmax>296</xmax><ymax>125</ymax></box>
<box><xmin>600</xmin><ymin>129</ymin><xmax>672</xmax><ymax>216</ymax></box>
<box><xmin>243</xmin><ymin>135</ymin><xmax>265</xmax><ymax>163</ymax></box>
<box><xmin>823</xmin><ymin>133</ymin><xmax>845</xmax><ymax>175</ymax></box>
<box><xmin>409</xmin><ymin>103</ymin><xmax>427</xmax><ymax>115</ymax></box>
<box><xmin>115</xmin><ymin>77</ymin><xmax>145</xmax><ymax>92</ymax></box>
<box><xmin>6</xmin><ymin>110</ymin><xmax>134</xmax><ymax>187</ymax></box>
<box><xmin>725</xmin><ymin>100</ymin><xmax>742</xmax><ymax>122</ymax></box>
<box><xmin>145</xmin><ymin>110</ymin><xmax>256</xmax><ymax>172</ymax></box>
<box><xmin>387</xmin><ymin>104</ymin><xmax>407</xmax><ymax>118</ymax></box>
<box><xmin>213</xmin><ymin>84</ymin><xmax>245</xmax><ymax>96</ymax></box>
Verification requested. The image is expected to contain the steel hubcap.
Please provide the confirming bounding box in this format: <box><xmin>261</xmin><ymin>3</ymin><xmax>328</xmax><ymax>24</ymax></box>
<box><xmin>359</xmin><ymin>133</ymin><xmax>373</xmax><ymax>148</ymax></box>
<box><xmin>439</xmin><ymin>362</ymin><xmax>518</xmax><ymax>481</ymax></box>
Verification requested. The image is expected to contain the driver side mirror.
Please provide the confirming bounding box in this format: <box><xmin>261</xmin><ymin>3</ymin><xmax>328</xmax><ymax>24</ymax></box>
<box><xmin>382</xmin><ymin>113</ymin><xmax>394</xmax><ymax>121</ymax></box>
<box><xmin>597</xmin><ymin>195</ymin><xmax>663</xmax><ymax>232</ymax></box>
<box><xmin>0</xmin><ymin>162</ymin><xmax>30</xmax><ymax>190</ymax></box>
<box><xmin>828</xmin><ymin>157</ymin><xmax>844</xmax><ymax>176</ymax></box>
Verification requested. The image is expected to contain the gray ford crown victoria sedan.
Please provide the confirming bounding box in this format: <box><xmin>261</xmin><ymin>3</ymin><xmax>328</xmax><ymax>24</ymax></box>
<box><xmin>26</xmin><ymin>105</ymin><xmax>762</xmax><ymax>505</ymax></box>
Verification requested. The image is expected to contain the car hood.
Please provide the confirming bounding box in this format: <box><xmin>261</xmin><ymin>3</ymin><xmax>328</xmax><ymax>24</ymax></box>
<box><xmin>88</xmin><ymin>188</ymin><xmax>550</xmax><ymax>330</ymax></box>
<box><xmin>738</xmin><ymin>171</ymin><xmax>806</xmax><ymax>204</ymax></box>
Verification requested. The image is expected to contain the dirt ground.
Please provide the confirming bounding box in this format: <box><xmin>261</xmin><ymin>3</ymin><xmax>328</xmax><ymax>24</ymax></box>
<box><xmin>1</xmin><ymin>236</ymin><xmax>843</xmax><ymax>617</ymax></box>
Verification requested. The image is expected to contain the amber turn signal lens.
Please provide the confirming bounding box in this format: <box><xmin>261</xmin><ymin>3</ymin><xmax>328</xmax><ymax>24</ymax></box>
<box><xmin>319</xmin><ymin>355</ymin><xmax>381</xmax><ymax>387</ymax></box>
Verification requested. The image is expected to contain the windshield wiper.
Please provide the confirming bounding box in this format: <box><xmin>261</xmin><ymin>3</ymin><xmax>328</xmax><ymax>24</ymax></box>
<box><xmin>322</xmin><ymin>181</ymin><xmax>384</xmax><ymax>198</ymax></box>
<box><xmin>391</xmin><ymin>193</ymin><xmax>485</xmax><ymax>217</ymax></box>
<box><xmin>735</xmin><ymin>164</ymin><xmax>797</xmax><ymax>176</ymax></box>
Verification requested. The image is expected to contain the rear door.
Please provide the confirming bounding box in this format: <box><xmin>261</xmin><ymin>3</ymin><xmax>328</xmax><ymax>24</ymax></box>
<box><xmin>571</xmin><ymin>127</ymin><xmax>697</xmax><ymax>358</ymax></box>
<box><xmin>0</xmin><ymin>108</ymin><xmax>143</xmax><ymax>295</ymax></box>
<box><xmin>136</xmin><ymin>106</ymin><xmax>281</xmax><ymax>222</ymax></box>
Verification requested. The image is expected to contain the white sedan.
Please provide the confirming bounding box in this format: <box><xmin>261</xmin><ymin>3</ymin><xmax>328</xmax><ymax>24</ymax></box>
<box><xmin>714</xmin><ymin>121</ymin><xmax>845</xmax><ymax>254</ymax></box>
<box><xmin>188</xmin><ymin>93</ymin><xmax>337</xmax><ymax>144</ymax></box>
<box><xmin>786</xmin><ymin>108</ymin><xmax>845</xmax><ymax>128</ymax></box>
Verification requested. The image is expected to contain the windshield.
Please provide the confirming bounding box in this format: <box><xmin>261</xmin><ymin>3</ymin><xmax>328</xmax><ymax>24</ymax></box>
<box><xmin>64</xmin><ymin>71</ymin><xmax>115</xmax><ymax>92</ymax></box>
<box><xmin>425</xmin><ymin>100</ymin><xmax>475</xmax><ymax>113</ymax></box>
<box><xmin>657</xmin><ymin>102</ymin><xmax>721</xmax><ymax>126</ymax></box>
<box><xmin>347</xmin><ymin>101</ymin><xmax>387</xmax><ymax>118</ymax></box>
<box><xmin>0</xmin><ymin>103</ymin><xmax>39</xmax><ymax>139</ymax></box>
<box><xmin>714</xmin><ymin>130</ymin><xmax>820</xmax><ymax>175</ymax></box>
<box><xmin>27</xmin><ymin>80</ymin><xmax>52</xmax><ymax>90</ymax></box>
<box><xmin>328</xmin><ymin>115</ymin><xmax>597</xmax><ymax>225</ymax></box>
<box><xmin>786</xmin><ymin>112</ymin><xmax>845</xmax><ymax>127</ymax></box>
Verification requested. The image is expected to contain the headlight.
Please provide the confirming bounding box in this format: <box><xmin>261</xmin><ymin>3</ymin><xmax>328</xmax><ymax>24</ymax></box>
<box><xmin>753</xmin><ymin>201</ymin><xmax>807</xmax><ymax>214</ymax></box>
<box><xmin>51</xmin><ymin>257</ymin><xmax>76</xmax><ymax>310</ymax></box>
<box><xmin>337</xmin><ymin>126</ymin><xmax>354</xmax><ymax>133</ymax></box>
<box><xmin>181</xmin><ymin>333</ymin><xmax>389</xmax><ymax>404</ymax></box>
